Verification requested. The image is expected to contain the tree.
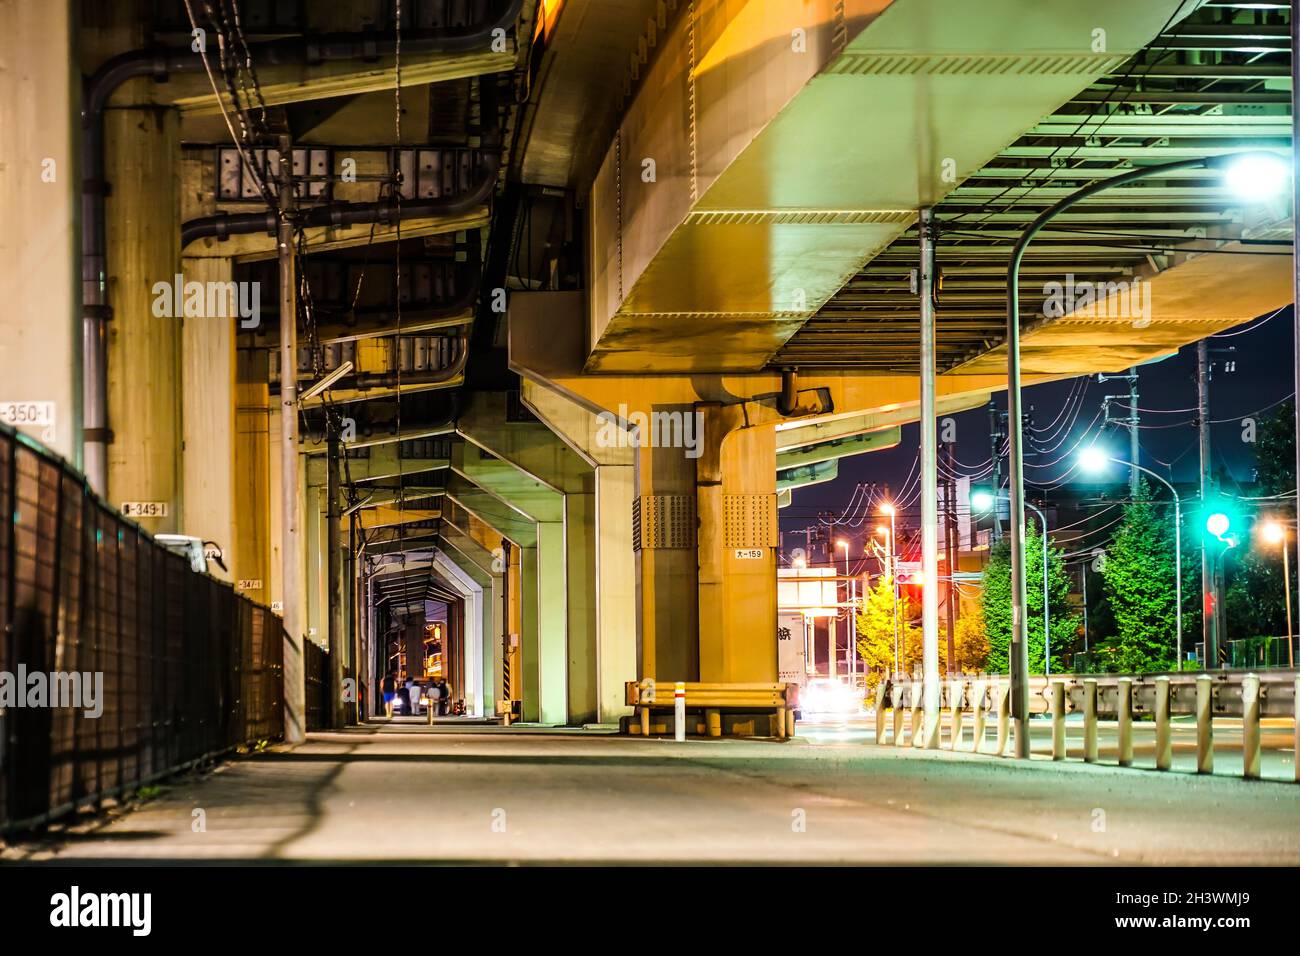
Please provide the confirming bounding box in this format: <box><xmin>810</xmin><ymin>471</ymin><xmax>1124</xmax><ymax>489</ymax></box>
<box><xmin>952</xmin><ymin>613</ymin><xmax>990</xmax><ymax>674</ymax></box>
<box><xmin>1099</xmin><ymin>479</ymin><xmax>1178</xmax><ymax>672</ymax></box>
<box><xmin>1225</xmin><ymin>400</ymin><xmax>1295</xmax><ymax>645</ymax></box>
<box><xmin>857</xmin><ymin>574</ymin><xmax>989</xmax><ymax>682</ymax></box>
<box><xmin>855</xmin><ymin>574</ymin><xmax>918</xmax><ymax>686</ymax></box>
<box><xmin>980</xmin><ymin>521</ymin><xmax>1077</xmax><ymax>673</ymax></box>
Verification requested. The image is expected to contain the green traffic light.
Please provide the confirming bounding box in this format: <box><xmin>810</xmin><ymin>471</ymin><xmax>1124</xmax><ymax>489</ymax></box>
<box><xmin>1206</xmin><ymin>512</ymin><xmax>1230</xmax><ymax>537</ymax></box>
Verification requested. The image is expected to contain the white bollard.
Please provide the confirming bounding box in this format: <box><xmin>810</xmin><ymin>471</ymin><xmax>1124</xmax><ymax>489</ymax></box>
<box><xmin>1083</xmin><ymin>679</ymin><xmax>1098</xmax><ymax>763</ymax></box>
<box><xmin>971</xmin><ymin>680</ymin><xmax>987</xmax><ymax>754</ymax></box>
<box><xmin>994</xmin><ymin>680</ymin><xmax>1010</xmax><ymax>757</ymax></box>
<box><xmin>1117</xmin><ymin>677</ymin><xmax>1133</xmax><ymax>767</ymax></box>
<box><xmin>893</xmin><ymin>686</ymin><xmax>906</xmax><ymax>746</ymax></box>
<box><xmin>1196</xmin><ymin>674</ymin><xmax>1213</xmax><ymax>775</ymax></box>
<box><xmin>911</xmin><ymin>682</ymin><xmax>925</xmax><ymax>748</ymax></box>
<box><xmin>1050</xmin><ymin>682</ymin><xmax>1066</xmax><ymax>761</ymax></box>
<box><xmin>674</xmin><ymin>681</ymin><xmax>686</xmax><ymax>742</ymax></box>
<box><xmin>1242</xmin><ymin>673</ymin><xmax>1261</xmax><ymax>780</ymax></box>
<box><xmin>948</xmin><ymin>680</ymin><xmax>963</xmax><ymax>752</ymax></box>
<box><xmin>1294</xmin><ymin>675</ymin><xmax>1299</xmax><ymax>784</ymax></box>
<box><xmin>1154</xmin><ymin>676</ymin><xmax>1172</xmax><ymax>771</ymax></box>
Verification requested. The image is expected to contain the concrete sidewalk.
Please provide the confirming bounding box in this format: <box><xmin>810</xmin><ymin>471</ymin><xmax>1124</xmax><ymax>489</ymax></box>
<box><xmin>4</xmin><ymin>724</ymin><xmax>1298</xmax><ymax>865</ymax></box>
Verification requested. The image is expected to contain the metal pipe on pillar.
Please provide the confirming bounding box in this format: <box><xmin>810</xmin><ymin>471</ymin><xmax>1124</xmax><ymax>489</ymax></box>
<box><xmin>328</xmin><ymin>432</ymin><xmax>345</xmax><ymax>728</ymax></box>
<box><xmin>918</xmin><ymin>208</ymin><xmax>940</xmax><ymax>747</ymax></box>
<box><xmin>278</xmin><ymin>135</ymin><xmax>306</xmax><ymax>744</ymax></box>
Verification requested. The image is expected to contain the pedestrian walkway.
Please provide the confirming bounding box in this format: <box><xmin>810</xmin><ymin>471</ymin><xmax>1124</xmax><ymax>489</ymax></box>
<box><xmin>4</xmin><ymin>725</ymin><xmax>1297</xmax><ymax>865</ymax></box>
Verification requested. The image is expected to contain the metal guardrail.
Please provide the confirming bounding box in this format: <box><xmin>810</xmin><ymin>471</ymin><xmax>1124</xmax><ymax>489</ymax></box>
<box><xmin>0</xmin><ymin>423</ymin><xmax>290</xmax><ymax>833</ymax></box>
<box><xmin>875</xmin><ymin>670</ymin><xmax>1300</xmax><ymax>782</ymax></box>
<box><xmin>626</xmin><ymin>680</ymin><xmax>796</xmax><ymax>739</ymax></box>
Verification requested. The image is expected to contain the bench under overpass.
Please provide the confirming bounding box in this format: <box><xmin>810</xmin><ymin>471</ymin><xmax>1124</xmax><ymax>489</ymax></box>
<box><xmin>624</xmin><ymin>680</ymin><xmax>797</xmax><ymax>739</ymax></box>
<box><xmin>875</xmin><ymin>670</ymin><xmax>1300</xmax><ymax>781</ymax></box>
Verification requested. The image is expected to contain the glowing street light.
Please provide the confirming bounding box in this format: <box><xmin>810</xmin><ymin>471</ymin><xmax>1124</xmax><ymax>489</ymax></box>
<box><xmin>1079</xmin><ymin>446</ymin><xmax>1183</xmax><ymax>669</ymax></box>
<box><xmin>1221</xmin><ymin>151</ymin><xmax>1290</xmax><ymax>203</ymax></box>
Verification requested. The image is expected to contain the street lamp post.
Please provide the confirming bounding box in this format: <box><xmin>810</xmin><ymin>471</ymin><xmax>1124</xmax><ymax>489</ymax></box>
<box><xmin>1079</xmin><ymin>448</ymin><xmax>1184</xmax><ymax>670</ymax></box>
<box><xmin>837</xmin><ymin>539</ymin><xmax>853</xmax><ymax>682</ymax></box>
<box><xmin>1005</xmin><ymin>150</ymin><xmax>1287</xmax><ymax>756</ymax></box>
<box><xmin>973</xmin><ymin>491</ymin><xmax>1050</xmax><ymax>673</ymax></box>
<box><xmin>880</xmin><ymin>504</ymin><xmax>900</xmax><ymax>678</ymax></box>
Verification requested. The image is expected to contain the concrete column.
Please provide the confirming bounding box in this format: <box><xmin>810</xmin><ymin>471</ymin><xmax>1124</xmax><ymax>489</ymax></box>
<box><xmin>180</xmin><ymin>255</ymin><xmax>237</xmax><ymax>581</ymax></box>
<box><xmin>593</xmin><ymin>462</ymin><xmax>636</xmax><ymax>721</ymax></box>
<box><xmin>521</xmin><ymin>382</ymin><xmax>637</xmax><ymax>723</ymax></box>
<box><xmin>433</xmin><ymin>542</ymin><xmax>494</xmax><ymax>719</ymax></box>
<box><xmin>457</xmin><ymin>393</ymin><xmax>590</xmax><ymax>722</ymax></box>
<box><xmin>536</xmin><ymin>520</ymin><xmax>568</xmax><ymax>725</ymax></box>
<box><xmin>696</xmin><ymin>411</ymin><xmax>778</xmax><ymax>683</ymax></box>
<box><xmin>519</xmin><ymin>544</ymin><xmax>540</xmax><ymax>722</ymax></box>
<box><xmin>105</xmin><ymin>104</ymin><xmax>181</xmax><ymax>529</ymax></box>
<box><xmin>0</xmin><ymin>0</ymin><xmax>81</xmax><ymax>463</ymax></box>
<box><xmin>452</xmin><ymin>442</ymin><xmax>567</xmax><ymax>724</ymax></box>
<box><xmin>234</xmin><ymin>346</ymin><xmax>272</xmax><ymax>603</ymax></box>
<box><xmin>635</xmin><ymin>438</ymin><xmax>699</xmax><ymax>682</ymax></box>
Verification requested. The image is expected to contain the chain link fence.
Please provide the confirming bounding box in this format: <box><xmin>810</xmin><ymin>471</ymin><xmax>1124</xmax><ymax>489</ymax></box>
<box><xmin>0</xmin><ymin>424</ymin><xmax>285</xmax><ymax>833</ymax></box>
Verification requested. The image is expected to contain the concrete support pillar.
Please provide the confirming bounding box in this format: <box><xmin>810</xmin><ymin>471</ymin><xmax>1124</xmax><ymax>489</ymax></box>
<box><xmin>521</xmin><ymin>382</ymin><xmax>637</xmax><ymax>723</ymax></box>
<box><xmin>180</xmin><ymin>255</ymin><xmax>237</xmax><ymax>581</ymax></box>
<box><xmin>0</xmin><ymin>0</ymin><xmax>81</xmax><ymax>462</ymax></box>
<box><xmin>536</xmin><ymin>521</ymin><xmax>568</xmax><ymax>724</ymax></box>
<box><xmin>696</xmin><ymin>408</ymin><xmax>778</xmax><ymax>683</ymax></box>
<box><xmin>234</xmin><ymin>346</ymin><xmax>272</xmax><ymax>604</ymax></box>
<box><xmin>105</xmin><ymin>104</ymin><xmax>181</xmax><ymax>528</ymax></box>
<box><xmin>451</xmin><ymin>441</ymin><xmax>566</xmax><ymax>724</ymax></box>
<box><xmin>432</xmin><ymin>540</ymin><xmax>495</xmax><ymax>719</ymax></box>
<box><xmin>593</xmin><ymin>462</ymin><xmax>636</xmax><ymax>721</ymax></box>
<box><xmin>519</xmin><ymin>544</ymin><xmax>540</xmax><ymax>722</ymax></box>
<box><xmin>634</xmin><ymin>438</ymin><xmax>699</xmax><ymax>682</ymax></box>
<box><xmin>457</xmin><ymin>394</ymin><xmax>591</xmax><ymax>723</ymax></box>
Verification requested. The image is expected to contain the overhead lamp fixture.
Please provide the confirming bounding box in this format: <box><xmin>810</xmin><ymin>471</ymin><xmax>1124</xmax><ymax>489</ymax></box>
<box><xmin>298</xmin><ymin>361</ymin><xmax>354</xmax><ymax>404</ymax></box>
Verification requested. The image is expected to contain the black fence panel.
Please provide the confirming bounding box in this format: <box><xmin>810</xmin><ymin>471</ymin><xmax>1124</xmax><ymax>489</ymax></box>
<box><xmin>0</xmin><ymin>424</ymin><xmax>287</xmax><ymax>832</ymax></box>
<box><xmin>305</xmin><ymin>640</ymin><xmax>330</xmax><ymax>731</ymax></box>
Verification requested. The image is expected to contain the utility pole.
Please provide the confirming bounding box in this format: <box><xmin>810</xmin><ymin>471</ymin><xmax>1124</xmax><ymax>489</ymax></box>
<box><xmin>917</xmin><ymin>208</ymin><xmax>940</xmax><ymax>747</ymax></box>
<box><xmin>278</xmin><ymin>135</ymin><xmax>306</xmax><ymax>744</ymax></box>
<box><xmin>944</xmin><ymin>444</ymin><xmax>958</xmax><ymax>673</ymax></box>
<box><xmin>988</xmin><ymin>401</ymin><xmax>1003</xmax><ymax>541</ymax></box>
<box><xmin>1197</xmin><ymin>339</ymin><xmax>1217</xmax><ymax>668</ymax></box>
<box><xmin>1128</xmin><ymin>366</ymin><xmax>1140</xmax><ymax>496</ymax></box>
<box><xmin>1100</xmin><ymin>370</ymin><xmax>1140</xmax><ymax>496</ymax></box>
<box><xmin>327</xmin><ymin>431</ymin><xmax>345</xmax><ymax>728</ymax></box>
<box><xmin>1080</xmin><ymin>560</ymin><xmax>1089</xmax><ymax>653</ymax></box>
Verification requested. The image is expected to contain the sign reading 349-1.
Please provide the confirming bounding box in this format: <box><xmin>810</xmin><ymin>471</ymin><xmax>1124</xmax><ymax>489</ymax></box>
<box><xmin>121</xmin><ymin>501</ymin><xmax>169</xmax><ymax>518</ymax></box>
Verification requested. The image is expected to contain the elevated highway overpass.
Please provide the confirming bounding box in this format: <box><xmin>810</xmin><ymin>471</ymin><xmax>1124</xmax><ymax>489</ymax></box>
<box><xmin>0</xmin><ymin>0</ymin><xmax>1297</xmax><ymax>846</ymax></box>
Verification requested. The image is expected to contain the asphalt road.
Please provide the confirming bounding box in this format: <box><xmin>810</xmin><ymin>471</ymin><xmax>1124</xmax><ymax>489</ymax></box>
<box><xmin>4</xmin><ymin>717</ymin><xmax>1298</xmax><ymax>865</ymax></box>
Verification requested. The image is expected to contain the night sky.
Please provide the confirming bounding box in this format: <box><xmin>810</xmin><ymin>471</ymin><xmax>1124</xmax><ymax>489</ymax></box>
<box><xmin>781</xmin><ymin>305</ymin><xmax>1297</xmax><ymax>558</ymax></box>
